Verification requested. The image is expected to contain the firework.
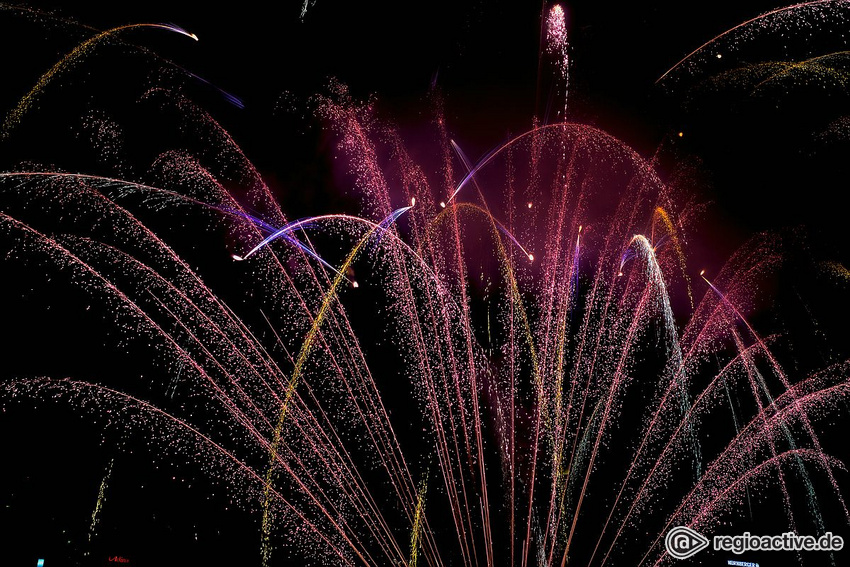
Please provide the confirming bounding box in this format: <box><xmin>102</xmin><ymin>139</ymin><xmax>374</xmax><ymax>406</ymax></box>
<box><xmin>0</xmin><ymin>3</ymin><xmax>848</xmax><ymax>567</ymax></box>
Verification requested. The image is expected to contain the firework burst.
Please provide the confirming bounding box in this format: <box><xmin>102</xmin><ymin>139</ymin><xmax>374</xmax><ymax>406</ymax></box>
<box><xmin>0</xmin><ymin>3</ymin><xmax>848</xmax><ymax>567</ymax></box>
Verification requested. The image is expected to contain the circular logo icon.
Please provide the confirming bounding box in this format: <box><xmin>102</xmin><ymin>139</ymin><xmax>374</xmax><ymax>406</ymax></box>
<box><xmin>665</xmin><ymin>526</ymin><xmax>710</xmax><ymax>560</ymax></box>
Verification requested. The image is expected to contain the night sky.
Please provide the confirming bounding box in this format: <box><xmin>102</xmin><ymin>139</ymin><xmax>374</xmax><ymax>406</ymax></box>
<box><xmin>2</xmin><ymin>1</ymin><xmax>850</xmax><ymax>566</ymax></box>
<box><xmin>2</xmin><ymin>0</ymin><xmax>845</xmax><ymax>258</ymax></box>
<box><xmin>3</xmin><ymin>0</ymin><xmax>849</xmax><ymax>256</ymax></box>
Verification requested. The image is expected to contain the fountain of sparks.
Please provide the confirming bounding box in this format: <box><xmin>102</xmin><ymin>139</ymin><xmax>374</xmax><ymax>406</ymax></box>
<box><xmin>0</xmin><ymin>3</ymin><xmax>849</xmax><ymax>567</ymax></box>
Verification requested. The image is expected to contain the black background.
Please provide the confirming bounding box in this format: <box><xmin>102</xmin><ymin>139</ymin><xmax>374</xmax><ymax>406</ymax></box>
<box><xmin>1</xmin><ymin>1</ymin><xmax>850</xmax><ymax>566</ymax></box>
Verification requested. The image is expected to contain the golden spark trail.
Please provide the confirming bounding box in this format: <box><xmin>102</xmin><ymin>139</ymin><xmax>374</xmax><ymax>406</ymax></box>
<box><xmin>2</xmin><ymin>23</ymin><xmax>197</xmax><ymax>138</ymax></box>
<box><xmin>652</xmin><ymin>206</ymin><xmax>693</xmax><ymax>307</ymax></box>
<box><xmin>409</xmin><ymin>480</ymin><xmax>428</xmax><ymax>567</ymax></box>
<box><xmin>87</xmin><ymin>458</ymin><xmax>113</xmax><ymax>550</ymax></box>
<box><xmin>260</xmin><ymin>223</ymin><xmax>385</xmax><ymax>567</ymax></box>
<box><xmin>656</xmin><ymin>0</ymin><xmax>847</xmax><ymax>84</ymax></box>
<box><xmin>424</xmin><ymin>203</ymin><xmax>539</xmax><ymax>381</ymax></box>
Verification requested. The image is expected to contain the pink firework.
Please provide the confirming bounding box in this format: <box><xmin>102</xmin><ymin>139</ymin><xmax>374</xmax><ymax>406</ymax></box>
<box><xmin>544</xmin><ymin>4</ymin><xmax>569</xmax><ymax>118</ymax></box>
<box><xmin>0</xmin><ymin>3</ymin><xmax>848</xmax><ymax>567</ymax></box>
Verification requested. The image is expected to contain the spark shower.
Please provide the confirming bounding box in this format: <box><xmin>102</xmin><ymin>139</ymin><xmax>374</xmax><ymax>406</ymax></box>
<box><xmin>1</xmin><ymin>2</ymin><xmax>849</xmax><ymax>566</ymax></box>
